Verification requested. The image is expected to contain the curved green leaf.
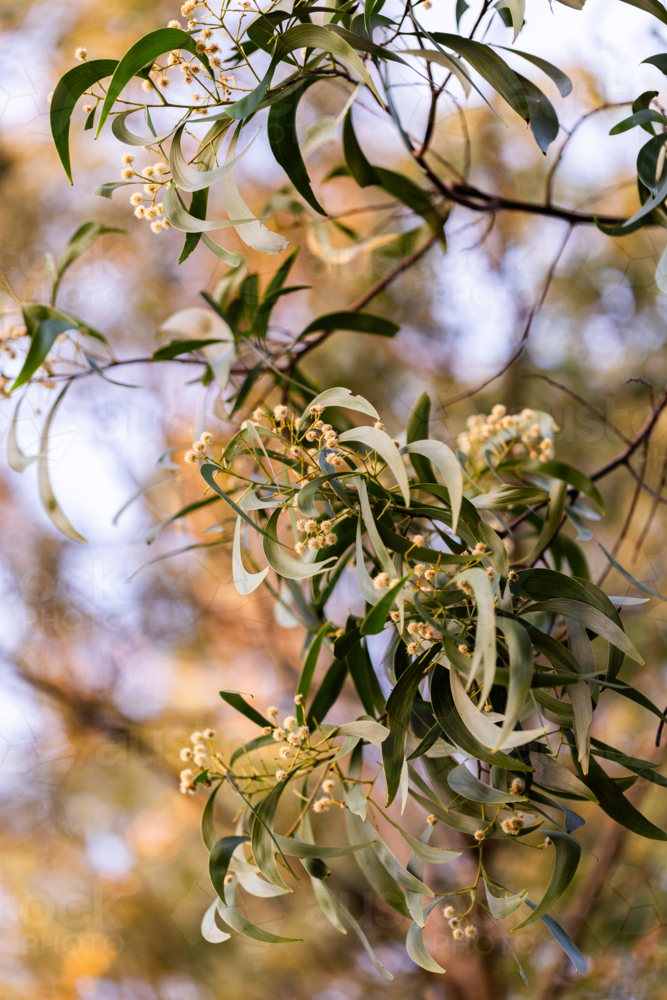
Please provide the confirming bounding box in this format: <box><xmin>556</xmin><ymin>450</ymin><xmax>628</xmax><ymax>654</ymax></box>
<box><xmin>169</xmin><ymin>123</ymin><xmax>253</xmax><ymax>192</ymax></box>
<box><xmin>515</xmin><ymin>830</ymin><xmax>581</xmax><ymax>928</ymax></box>
<box><xmin>201</xmin><ymin>899</ymin><xmax>231</xmax><ymax>943</ymax></box>
<box><xmin>529</xmin><ymin>751</ymin><xmax>597</xmax><ymax>802</ymax></box>
<box><xmin>38</xmin><ymin>385</ymin><xmax>87</xmax><ymax>542</ymax></box>
<box><xmin>619</xmin><ymin>0</ymin><xmax>667</xmax><ymax>25</ymax></box>
<box><xmin>268</xmin><ymin>80</ymin><xmax>325</xmax><ymax>214</ymax></box>
<box><xmin>383</xmin><ymin>653</ymin><xmax>430</xmax><ymax>806</ymax></box>
<box><xmin>406</xmin><ymin>898</ymin><xmax>444</xmax><ymax>973</ymax></box>
<box><xmin>537</xmin><ymin>459</ymin><xmax>605</xmax><ymax>513</ymax></box>
<box><xmin>447</xmin><ymin>762</ymin><xmax>527</xmax><ymax>804</ymax></box>
<box><xmin>97</xmin><ymin>28</ymin><xmax>212</xmax><ymax>137</ymax></box>
<box><xmin>493</xmin><ymin>46</ymin><xmax>572</xmax><ymax>96</ymax></box>
<box><xmin>583</xmin><ymin>757</ymin><xmax>667</xmax><ymax>839</ymax></box>
<box><xmin>431</xmin><ymin>33</ymin><xmax>529</xmax><ymax>119</ymax></box>
<box><xmin>296</xmin><ymin>310</ymin><xmax>399</xmax><ymax>343</ymax></box>
<box><xmin>216</xmin><ymin>879</ymin><xmax>301</xmax><ymax>942</ymax></box>
<box><xmin>320</xmin><ymin>881</ymin><xmax>393</xmax><ymax>979</ymax></box>
<box><xmin>484</xmin><ymin>880</ymin><xmax>528</xmax><ymax>919</ymax></box>
<box><xmin>219</xmin><ymin>689</ymin><xmax>271</xmax><ymax>728</ymax></box>
<box><xmin>209</xmin><ymin>835</ymin><xmax>250</xmax><ymax>905</ymax></box>
<box><xmin>523</xmin><ymin>598</ymin><xmax>643</xmax><ymax>663</ymax></box>
<box><xmin>339</xmin><ymin>426</ymin><xmax>410</xmax><ymax>505</ymax></box>
<box><xmin>431</xmin><ymin>666</ymin><xmax>533</xmax><ymax>769</ymax></box>
<box><xmin>51</xmin><ymin>59</ymin><xmax>118</xmax><ymax>181</ymax></box>
<box><xmin>517</xmin><ymin>73</ymin><xmax>559</xmax><ymax>153</ymax></box>
<box><xmin>111</xmin><ymin>107</ymin><xmax>179</xmax><ymax>146</ymax></box>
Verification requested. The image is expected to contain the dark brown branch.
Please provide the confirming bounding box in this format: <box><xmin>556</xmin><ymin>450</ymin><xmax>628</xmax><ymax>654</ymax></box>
<box><xmin>524</xmin><ymin>373</ymin><xmax>632</xmax><ymax>445</ymax></box>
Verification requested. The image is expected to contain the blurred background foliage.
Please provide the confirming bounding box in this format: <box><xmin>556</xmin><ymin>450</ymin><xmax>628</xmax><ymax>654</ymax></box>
<box><xmin>2</xmin><ymin>1</ymin><xmax>667</xmax><ymax>999</ymax></box>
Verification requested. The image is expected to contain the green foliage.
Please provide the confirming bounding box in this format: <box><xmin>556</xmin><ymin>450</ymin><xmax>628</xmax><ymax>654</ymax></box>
<box><xmin>157</xmin><ymin>387</ymin><xmax>667</xmax><ymax>979</ymax></box>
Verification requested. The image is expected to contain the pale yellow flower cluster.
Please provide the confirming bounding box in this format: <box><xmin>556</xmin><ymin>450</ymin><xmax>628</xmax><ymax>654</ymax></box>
<box><xmin>457</xmin><ymin>403</ymin><xmax>555</xmax><ymax>465</ymax></box>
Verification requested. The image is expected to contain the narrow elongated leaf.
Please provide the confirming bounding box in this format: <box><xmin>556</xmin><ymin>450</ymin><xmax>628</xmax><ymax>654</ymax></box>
<box><xmin>599</xmin><ymin>544</ymin><xmax>667</xmax><ymax>600</ymax></box>
<box><xmin>484</xmin><ymin>881</ymin><xmax>528</xmax><ymax>919</ymax></box>
<box><xmin>361</xmin><ymin>576</ymin><xmax>408</xmax><ymax>635</ymax></box>
<box><xmin>162</xmin><ymin>183</ymin><xmax>251</xmax><ymax>234</ymax></box>
<box><xmin>355</xmin><ymin>518</ymin><xmax>384</xmax><ymax>605</ymax></box>
<box><xmin>219</xmin><ymin>689</ymin><xmax>271</xmax><ymax>728</ymax></box>
<box><xmin>97</xmin><ymin>28</ymin><xmax>212</xmax><ymax>137</ymax></box>
<box><xmin>403</xmin><ymin>47</ymin><xmax>472</xmax><ymax>95</ymax></box>
<box><xmin>337</xmin><ymin>720</ymin><xmax>389</xmax><ymax>746</ymax></box>
<box><xmin>268</xmin><ymin>80</ymin><xmax>325</xmax><ymax>214</ymax></box>
<box><xmin>529</xmin><ymin>751</ymin><xmax>597</xmax><ymax>801</ymax></box>
<box><xmin>111</xmin><ymin>107</ymin><xmax>178</xmax><ymax>146</ymax></box>
<box><xmin>567</xmin><ymin>620</ymin><xmax>594</xmax><ymax>773</ymax></box>
<box><xmin>447</xmin><ymin>762</ymin><xmax>527</xmax><ymax>804</ymax></box>
<box><xmin>345</xmin><ymin>810</ymin><xmax>411</xmax><ymax>917</ymax></box>
<box><xmin>296</xmin><ymin>310</ymin><xmax>399</xmax><ymax>343</ymax></box>
<box><xmin>431</xmin><ymin>666</ymin><xmax>532</xmax><ymax>769</ymax></box>
<box><xmin>495</xmin><ymin>619</ymin><xmax>533</xmax><ymax>751</ymax></box>
<box><xmin>201</xmin><ymin>899</ymin><xmax>231</xmax><ymax>943</ymax></box>
<box><xmin>524</xmin><ymin>598</ymin><xmax>643</xmax><ymax>663</ymax></box>
<box><xmin>251</xmin><ymin>781</ymin><xmax>294</xmax><ymax>891</ymax></box>
<box><xmin>299</xmin><ymin>386</ymin><xmax>379</xmax><ymax>426</ymax></box>
<box><xmin>524</xmin><ymin>480</ymin><xmax>567</xmax><ymax>562</ymax></box>
<box><xmin>516</xmin><ymin>73</ymin><xmax>559</xmax><ymax>153</ymax></box>
<box><xmin>405</xmin><ymin>440</ymin><xmax>462</xmax><ymax>533</ymax></box>
<box><xmin>7</xmin><ymin>396</ymin><xmax>36</xmax><ymax>472</ymax></box>
<box><xmin>383</xmin><ymin>654</ymin><xmax>428</xmax><ymax>805</ymax></box>
<box><xmin>38</xmin><ymin>385</ymin><xmax>87</xmax><ymax>542</ymax></box>
<box><xmin>449</xmin><ymin>663</ymin><xmax>549</xmax><ymax>750</ymax></box>
<box><xmin>353</xmin><ymin>476</ymin><xmax>395</xmax><ymax>575</ymax></box>
<box><xmin>618</xmin><ymin>0</ymin><xmax>667</xmax><ymax>25</ymax></box>
<box><xmin>406</xmin><ymin>898</ymin><xmax>445</xmax><ymax>973</ymax></box>
<box><xmin>537</xmin><ymin>460</ymin><xmax>605</xmax><ymax>513</ymax></box>
<box><xmin>307</xmin><ymin>658</ymin><xmax>348</xmax><ymax>726</ymax></box>
<box><xmin>454</xmin><ymin>567</ymin><xmax>497</xmax><ymax>702</ymax></box>
<box><xmin>232</xmin><ymin>515</ymin><xmax>270</xmax><ymax>595</ymax></box>
<box><xmin>169</xmin><ymin>123</ymin><xmax>253</xmax><ymax>192</ymax></box>
<box><xmin>431</xmin><ymin>33</ymin><xmax>529</xmax><ymax>119</ymax></box>
<box><xmin>583</xmin><ymin>757</ymin><xmax>667</xmax><ymax>839</ymax></box>
<box><xmin>339</xmin><ymin>426</ymin><xmax>410</xmax><ymax>505</ymax></box>
<box><xmin>295</xmin><ymin>619</ymin><xmax>330</xmax><ymax>723</ymax></box>
<box><xmin>216</xmin><ymin>879</ymin><xmax>300</xmax><ymax>942</ymax></box>
<box><xmin>515</xmin><ymin>830</ymin><xmax>581</xmax><ymax>928</ymax></box>
<box><xmin>12</xmin><ymin>311</ymin><xmax>74</xmax><ymax>393</ymax></box>
<box><xmin>50</xmin><ymin>59</ymin><xmax>118</xmax><ymax>181</ymax></box>
<box><xmin>202</xmin><ymin>780</ymin><xmax>223</xmax><ymax>851</ymax></box>
<box><xmin>229</xmin><ymin>733</ymin><xmax>275</xmax><ymax>766</ymax></box>
<box><xmin>209</xmin><ymin>835</ymin><xmax>250</xmax><ymax>905</ymax></box>
<box><xmin>221</xmin><ymin>124</ymin><xmax>290</xmax><ymax>253</ymax></box>
<box><xmin>494</xmin><ymin>46</ymin><xmax>572</xmax><ymax>96</ymax></box>
<box><xmin>320</xmin><ymin>882</ymin><xmax>393</xmax><ymax>979</ymax></box>
<box><xmin>523</xmin><ymin>898</ymin><xmax>587</xmax><ymax>973</ymax></box>
<box><xmin>272</xmin><ymin>835</ymin><xmax>376</xmax><ymax>858</ymax></box>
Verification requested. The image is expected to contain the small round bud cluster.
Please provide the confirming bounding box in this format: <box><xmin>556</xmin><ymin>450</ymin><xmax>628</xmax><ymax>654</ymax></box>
<box><xmin>184</xmin><ymin>431</ymin><xmax>212</xmax><ymax>465</ymax></box>
<box><xmin>294</xmin><ymin>517</ymin><xmax>338</xmax><ymax>556</ymax></box>
<box><xmin>509</xmin><ymin>778</ymin><xmax>525</xmax><ymax>796</ymax></box>
<box><xmin>427</xmin><ymin>814</ymin><xmax>437</xmax><ymax>826</ymax></box>
<box><xmin>501</xmin><ymin>815</ymin><xmax>525</xmax><ymax>836</ymax></box>
<box><xmin>75</xmin><ymin>46</ymin><xmax>88</xmax><ymax>61</ymax></box>
<box><xmin>473</xmin><ymin>829</ymin><xmax>485</xmax><ymax>842</ymax></box>
<box><xmin>179</xmin><ymin>768</ymin><xmax>196</xmax><ymax>794</ymax></box>
<box><xmin>458</xmin><ymin>404</ymin><xmax>557</xmax><ymax>467</ymax></box>
<box><xmin>276</xmin><ymin>769</ymin><xmax>287</xmax><ymax>782</ymax></box>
